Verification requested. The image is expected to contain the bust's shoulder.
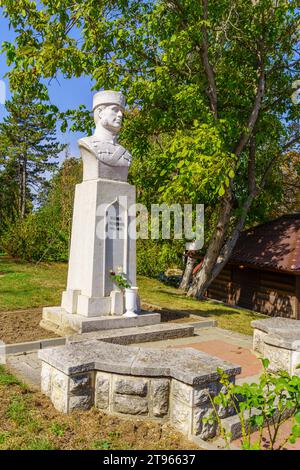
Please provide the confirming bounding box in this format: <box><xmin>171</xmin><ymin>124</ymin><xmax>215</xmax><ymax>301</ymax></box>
<box><xmin>78</xmin><ymin>136</ymin><xmax>95</xmax><ymax>151</ymax></box>
<box><xmin>78</xmin><ymin>137</ymin><xmax>117</xmax><ymax>153</ymax></box>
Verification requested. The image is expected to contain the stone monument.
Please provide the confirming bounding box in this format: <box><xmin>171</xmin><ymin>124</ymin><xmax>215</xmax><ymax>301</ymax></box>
<box><xmin>40</xmin><ymin>91</ymin><xmax>153</xmax><ymax>334</ymax></box>
<box><xmin>38</xmin><ymin>93</ymin><xmax>242</xmax><ymax>442</ymax></box>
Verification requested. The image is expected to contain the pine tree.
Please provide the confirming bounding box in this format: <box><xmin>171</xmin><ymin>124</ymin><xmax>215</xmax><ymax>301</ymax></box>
<box><xmin>0</xmin><ymin>91</ymin><xmax>64</xmax><ymax>222</ymax></box>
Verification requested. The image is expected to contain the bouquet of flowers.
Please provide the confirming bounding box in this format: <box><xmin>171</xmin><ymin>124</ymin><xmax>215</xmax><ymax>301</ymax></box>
<box><xmin>109</xmin><ymin>268</ymin><xmax>131</xmax><ymax>290</ymax></box>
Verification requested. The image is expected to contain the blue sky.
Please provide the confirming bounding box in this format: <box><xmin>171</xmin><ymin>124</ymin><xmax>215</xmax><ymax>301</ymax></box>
<box><xmin>0</xmin><ymin>12</ymin><xmax>95</xmax><ymax>160</ymax></box>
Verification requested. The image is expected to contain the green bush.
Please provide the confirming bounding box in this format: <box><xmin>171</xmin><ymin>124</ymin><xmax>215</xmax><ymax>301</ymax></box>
<box><xmin>0</xmin><ymin>211</ymin><xmax>70</xmax><ymax>262</ymax></box>
<box><xmin>205</xmin><ymin>359</ymin><xmax>300</xmax><ymax>450</ymax></box>
<box><xmin>136</xmin><ymin>239</ymin><xmax>184</xmax><ymax>277</ymax></box>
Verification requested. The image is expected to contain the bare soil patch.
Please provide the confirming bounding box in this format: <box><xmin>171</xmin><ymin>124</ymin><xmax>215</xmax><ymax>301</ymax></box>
<box><xmin>0</xmin><ymin>308</ymin><xmax>60</xmax><ymax>344</ymax></box>
<box><xmin>0</xmin><ymin>304</ymin><xmax>195</xmax><ymax>345</ymax></box>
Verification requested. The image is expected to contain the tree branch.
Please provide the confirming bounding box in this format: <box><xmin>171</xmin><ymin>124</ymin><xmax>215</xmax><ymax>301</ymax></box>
<box><xmin>234</xmin><ymin>63</ymin><xmax>265</xmax><ymax>157</ymax></box>
<box><xmin>167</xmin><ymin>0</ymin><xmax>218</xmax><ymax>116</ymax></box>
<box><xmin>248</xmin><ymin>136</ymin><xmax>257</xmax><ymax>194</ymax></box>
<box><xmin>199</xmin><ymin>0</ymin><xmax>218</xmax><ymax>117</ymax></box>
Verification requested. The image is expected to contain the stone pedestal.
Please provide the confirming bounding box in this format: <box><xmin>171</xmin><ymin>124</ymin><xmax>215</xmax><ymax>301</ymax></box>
<box><xmin>62</xmin><ymin>177</ymin><xmax>136</xmax><ymax>316</ymax></box>
<box><xmin>41</xmin><ymin>177</ymin><xmax>137</xmax><ymax>334</ymax></box>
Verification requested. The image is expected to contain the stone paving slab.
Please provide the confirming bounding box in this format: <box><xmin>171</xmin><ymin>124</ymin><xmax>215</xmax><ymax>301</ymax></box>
<box><xmin>132</xmin><ymin>327</ymin><xmax>261</xmax><ymax>381</ymax></box>
<box><xmin>172</xmin><ymin>340</ymin><xmax>262</xmax><ymax>379</ymax></box>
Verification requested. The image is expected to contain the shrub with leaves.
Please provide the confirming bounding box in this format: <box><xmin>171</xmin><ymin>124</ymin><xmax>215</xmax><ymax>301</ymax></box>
<box><xmin>206</xmin><ymin>359</ymin><xmax>300</xmax><ymax>450</ymax></box>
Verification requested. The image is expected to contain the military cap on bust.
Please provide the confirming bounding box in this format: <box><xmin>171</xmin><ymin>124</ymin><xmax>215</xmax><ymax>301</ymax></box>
<box><xmin>93</xmin><ymin>90</ymin><xmax>126</xmax><ymax>112</ymax></box>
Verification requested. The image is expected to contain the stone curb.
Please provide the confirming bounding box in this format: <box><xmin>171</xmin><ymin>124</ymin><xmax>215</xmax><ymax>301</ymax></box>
<box><xmin>67</xmin><ymin>323</ymin><xmax>195</xmax><ymax>345</ymax></box>
<box><xmin>188</xmin><ymin>318</ymin><xmax>218</xmax><ymax>329</ymax></box>
<box><xmin>5</xmin><ymin>337</ymin><xmax>66</xmax><ymax>355</ymax></box>
<box><xmin>141</xmin><ymin>303</ymin><xmax>218</xmax><ymax>328</ymax></box>
<box><xmin>5</xmin><ymin>321</ymin><xmax>197</xmax><ymax>355</ymax></box>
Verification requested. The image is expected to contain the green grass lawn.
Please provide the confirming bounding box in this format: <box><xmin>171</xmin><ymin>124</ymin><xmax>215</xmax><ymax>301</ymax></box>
<box><xmin>138</xmin><ymin>276</ymin><xmax>267</xmax><ymax>335</ymax></box>
<box><xmin>0</xmin><ymin>256</ymin><xmax>67</xmax><ymax>311</ymax></box>
<box><xmin>0</xmin><ymin>255</ymin><xmax>266</xmax><ymax>335</ymax></box>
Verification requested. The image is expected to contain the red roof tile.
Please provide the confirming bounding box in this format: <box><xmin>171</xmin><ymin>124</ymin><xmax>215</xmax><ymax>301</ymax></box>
<box><xmin>229</xmin><ymin>214</ymin><xmax>300</xmax><ymax>273</ymax></box>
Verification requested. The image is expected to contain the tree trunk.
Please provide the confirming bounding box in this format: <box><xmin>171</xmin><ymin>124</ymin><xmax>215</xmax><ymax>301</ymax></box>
<box><xmin>187</xmin><ymin>191</ymin><xmax>257</xmax><ymax>298</ymax></box>
<box><xmin>207</xmin><ymin>192</ymin><xmax>256</xmax><ymax>283</ymax></box>
<box><xmin>20</xmin><ymin>157</ymin><xmax>27</xmax><ymax>220</ymax></box>
<box><xmin>187</xmin><ymin>188</ymin><xmax>233</xmax><ymax>298</ymax></box>
<box><xmin>179</xmin><ymin>254</ymin><xmax>195</xmax><ymax>291</ymax></box>
<box><xmin>18</xmin><ymin>160</ymin><xmax>22</xmax><ymax>219</ymax></box>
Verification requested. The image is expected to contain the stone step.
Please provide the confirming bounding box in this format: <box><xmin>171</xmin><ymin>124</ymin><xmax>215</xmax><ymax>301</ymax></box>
<box><xmin>67</xmin><ymin>323</ymin><xmax>195</xmax><ymax>346</ymax></box>
<box><xmin>41</xmin><ymin>307</ymin><xmax>161</xmax><ymax>335</ymax></box>
<box><xmin>220</xmin><ymin>405</ymin><xmax>294</xmax><ymax>441</ymax></box>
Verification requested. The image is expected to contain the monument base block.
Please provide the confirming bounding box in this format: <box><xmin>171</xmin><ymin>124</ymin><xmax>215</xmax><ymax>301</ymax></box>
<box><xmin>61</xmin><ymin>289</ymin><xmax>125</xmax><ymax>316</ymax></box>
<box><xmin>40</xmin><ymin>306</ymin><xmax>161</xmax><ymax>336</ymax></box>
<box><xmin>76</xmin><ymin>294</ymin><xmax>111</xmax><ymax>317</ymax></box>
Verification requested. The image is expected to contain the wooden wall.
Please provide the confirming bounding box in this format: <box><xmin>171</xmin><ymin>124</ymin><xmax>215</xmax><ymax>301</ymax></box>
<box><xmin>206</xmin><ymin>264</ymin><xmax>299</xmax><ymax>319</ymax></box>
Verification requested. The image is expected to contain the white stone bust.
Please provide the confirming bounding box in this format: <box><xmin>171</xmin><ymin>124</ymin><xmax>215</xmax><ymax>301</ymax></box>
<box><xmin>78</xmin><ymin>90</ymin><xmax>132</xmax><ymax>182</ymax></box>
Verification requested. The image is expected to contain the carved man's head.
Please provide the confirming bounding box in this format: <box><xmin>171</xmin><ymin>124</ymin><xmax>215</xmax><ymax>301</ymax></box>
<box><xmin>95</xmin><ymin>104</ymin><xmax>123</xmax><ymax>133</ymax></box>
<box><xmin>93</xmin><ymin>91</ymin><xmax>125</xmax><ymax>134</ymax></box>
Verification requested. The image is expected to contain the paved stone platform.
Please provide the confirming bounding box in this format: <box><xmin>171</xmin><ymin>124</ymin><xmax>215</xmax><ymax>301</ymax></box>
<box><xmin>7</xmin><ymin>327</ymin><xmax>260</xmax><ymax>388</ymax></box>
<box><xmin>132</xmin><ymin>327</ymin><xmax>262</xmax><ymax>382</ymax></box>
<box><xmin>6</xmin><ymin>326</ymin><xmax>300</xmax><ymax>449</ymax></box>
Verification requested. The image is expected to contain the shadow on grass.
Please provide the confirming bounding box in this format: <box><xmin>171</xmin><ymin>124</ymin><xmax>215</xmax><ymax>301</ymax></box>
<box><xmin>0</xmin><ymin>270</ymin><xmax>18</xmax><ymax>275</ymax></box>
<box><xmin>156</xmin><ymin>307</ymin><xmax>253</xmax><ymax>322</ymax></box>
<box><xmin>143</xmin><ymin>299</ymin><xmax>264</xmax><ymax>323</ymax></box>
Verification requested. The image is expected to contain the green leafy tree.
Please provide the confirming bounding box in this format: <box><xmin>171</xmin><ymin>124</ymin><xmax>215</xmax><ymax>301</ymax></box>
<box><xmin>0</xmin><ymin>89</ymin><xmax>64</xmax><ymax>221</ymax></box>
<box><xmin>1</xmin><ymin>156</ymin><xmax>82</xmax><ymax>261</ymax></box>
<box><xmin>1</xmin><ymin>0</ymin><xmax>299</xmax><ymax>294</ymax></box>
